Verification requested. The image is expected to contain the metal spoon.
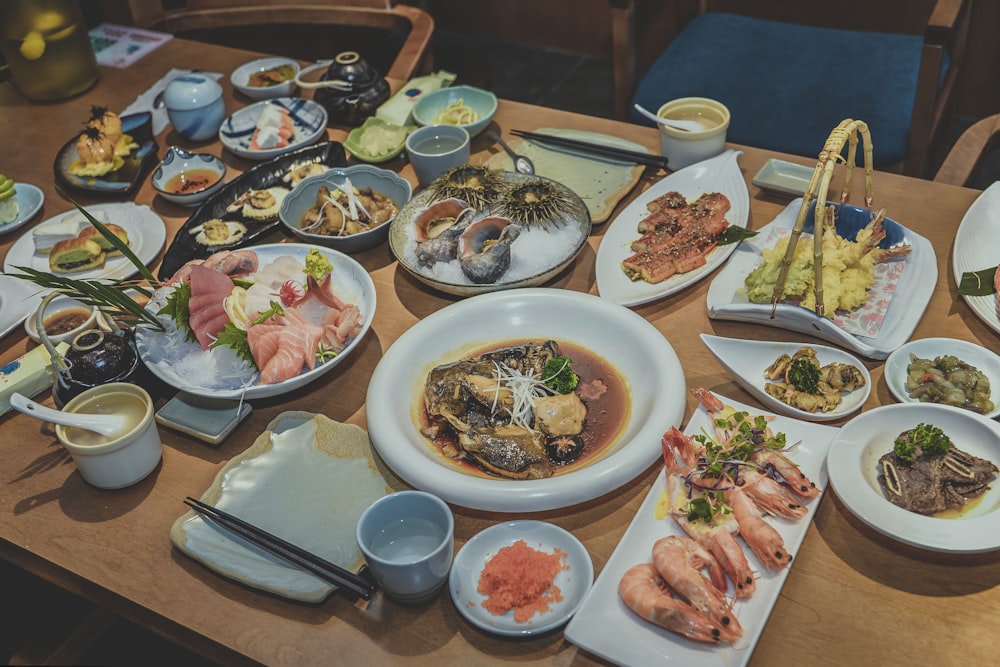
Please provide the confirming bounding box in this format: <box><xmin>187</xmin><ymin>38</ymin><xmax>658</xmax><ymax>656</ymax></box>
<box><xmin>10</xmin><ymin>393</ymin><xmax>130</xmax><ymax>438</ymax></box>
<box><xmin>488</xmin><ymin>131</ymin><xmax>535</xmax><ymax>174</ymax></box>
<box><xmin>633</xmin><ymin>103</ymin><xmax>707</xmax><ymax>132</ymax></box>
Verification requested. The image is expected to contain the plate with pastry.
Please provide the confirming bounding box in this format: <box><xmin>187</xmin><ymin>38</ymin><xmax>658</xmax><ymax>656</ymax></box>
<box><xmin>3</xmin><ymin>202</ymin><xmax>166</xmax><ymax>281</ymax></box>
<box><xmin>219</xmin><ymin>98</ymin><xmax>328</xmax><ymax>160</ymax></box>
<box><xmin>54</xmin><ymin>108</ymin><xmax>158</xmax><ymax>197</ymax></box>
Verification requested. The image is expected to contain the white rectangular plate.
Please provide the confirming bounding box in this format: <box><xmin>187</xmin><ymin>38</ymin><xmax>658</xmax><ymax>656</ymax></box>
<box><xmin>565</xmin><ymin>393</ymin><xmax>838</xmax><ymax>667</ymax></box>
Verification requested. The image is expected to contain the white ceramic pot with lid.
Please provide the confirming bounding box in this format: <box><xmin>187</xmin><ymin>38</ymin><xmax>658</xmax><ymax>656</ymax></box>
<box><xmin>163</xmin><ymin>73</ymin><xmax>226</xmax><ymax>142</ymax></box>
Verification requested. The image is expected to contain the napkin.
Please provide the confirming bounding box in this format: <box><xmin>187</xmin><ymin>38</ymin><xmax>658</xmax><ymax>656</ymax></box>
<box><xmin>120</xmin><ymin>68</ymin><xmax>223</xmax><ymax>135</ymax></box>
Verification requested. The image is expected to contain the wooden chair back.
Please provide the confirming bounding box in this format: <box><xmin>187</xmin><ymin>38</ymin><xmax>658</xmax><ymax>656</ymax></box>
<box><xmin>934</xmin><ymin>115</ymin><xmax>1000</xmax><ymax>186</ymax></box>
<box><xmin>103</xmin><ymin>0</ymin><xmax>434</xmax><ymax>82</ymax></box>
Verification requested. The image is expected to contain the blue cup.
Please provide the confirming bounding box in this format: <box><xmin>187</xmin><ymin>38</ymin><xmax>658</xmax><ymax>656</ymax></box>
<box><xmin>163</xmin><ymin>74</ymin><xmax>226</xmax><ymax>142</ymax></box>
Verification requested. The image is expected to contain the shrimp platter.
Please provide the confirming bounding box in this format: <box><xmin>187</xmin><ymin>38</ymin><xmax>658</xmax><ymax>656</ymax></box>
<box><xmin>565</xmin><ymin>391</ymin><xmax>839</xmax><ymax>665</ymax></box>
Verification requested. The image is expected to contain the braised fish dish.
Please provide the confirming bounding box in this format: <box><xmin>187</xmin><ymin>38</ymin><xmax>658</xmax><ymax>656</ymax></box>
<box><xmin>420</xmin><ymin>340</ymin><xmax>628</xmax><ymax>479</ymax></box>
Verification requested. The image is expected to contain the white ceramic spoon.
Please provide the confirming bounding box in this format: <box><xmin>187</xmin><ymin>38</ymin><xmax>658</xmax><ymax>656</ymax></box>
<box><xmin>9</xmin><ymin>392</ymin><xmax>130</xmax><ymax>437</ymax></box>
<box><xmin>633</xmin><ymin>103</ymin><xmax>707</xmax><ymax>132</ymax></box>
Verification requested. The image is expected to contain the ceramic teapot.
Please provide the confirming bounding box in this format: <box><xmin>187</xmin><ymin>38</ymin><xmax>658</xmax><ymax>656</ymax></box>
<box><xmin>36</xmin><ymin>293</ymin><xmax>147</xmax><ymax>407</ymax></box>
<box><xmin>296</xmin><ymin>51</ymin><xmax>390</xmax><ymax>125</ymax></box>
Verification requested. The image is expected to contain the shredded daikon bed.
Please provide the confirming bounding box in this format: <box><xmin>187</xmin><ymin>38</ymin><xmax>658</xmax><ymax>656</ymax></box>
<box><xmin>477</xmin><ymin>540</ymin><xmax>567</xmax><ymax>622</ymax></box>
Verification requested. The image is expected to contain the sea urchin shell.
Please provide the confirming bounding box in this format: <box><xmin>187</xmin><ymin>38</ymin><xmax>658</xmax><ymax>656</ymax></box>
<box><xmin>495</xmin><ymin>178</ymin><xmax>576</xmax><ymax>230</ymax></box>
<box><xmin>425</xmin><ymin>164</ymin><xmax>505</xmax><ymax>212</ymax></box>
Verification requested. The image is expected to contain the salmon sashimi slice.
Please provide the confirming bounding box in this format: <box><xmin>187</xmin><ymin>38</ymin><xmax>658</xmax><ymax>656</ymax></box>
<box><xmin>248</xmin><ymin>307</ymin><xmax>327</xmax><ymax>384</ymax></box>
<box><xmin>187</xmin><ymin>264</ymin><xmax>235</xmax><ymax>349</ymax></box>
<box><xmin>248</xmin><ymin>105</ymin><xmax>294</xmax><ymax>151</ymax></box>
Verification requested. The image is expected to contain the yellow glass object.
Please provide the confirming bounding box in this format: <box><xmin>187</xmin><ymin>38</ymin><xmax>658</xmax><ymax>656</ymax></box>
<box><xmin>0</xmin><ymin>0</ymin><xmax>98</xmax><ymax>102</ymax></box>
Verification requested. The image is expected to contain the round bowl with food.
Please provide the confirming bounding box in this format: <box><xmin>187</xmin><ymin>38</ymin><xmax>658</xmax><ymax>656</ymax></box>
<box><xmin>24</xmin><ymin>294</ymin><xmax>104</xmax><ymax>345</ymax></box>
<box><xmin>412</xmin><ymin>85</ymin><xmax>497</xmax><ymax>138</ymax></box>
<box><xmin>884</xmin><ymin>337</ymin><xmax>1000</xmax><ymax>419</ymax></box>
<box><xmin>151</xmin><ymin>146</ymin><xmax>227</xmax><ymax>207</ymax></box>
<box><xmin>278</xmin><ymin>165</ymin><xmax>412</xmax><ymax>253</ymax></box>
<box><xmin>365</xmin><ymin>288</ymin><xmax>687</xmax><ymax>512</ymax></box>
<box><xmin>827</xmin><ymin>402</ymin><xmax>1000</xmax><ymax>553</ymax></box>
<box><xmin>231</xmin><ymin>57</ymin><xmax>300</xmax><ymax>100</ymax></box>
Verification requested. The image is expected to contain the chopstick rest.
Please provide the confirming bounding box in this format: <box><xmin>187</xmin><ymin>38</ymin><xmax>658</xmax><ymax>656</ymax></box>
<box><xmin>183</xmin><ymin>497</ymin><xmax>377</xmax><ymax>601</ymax></box>
<box><xmin>511</xmin><ymin>129</ymin><xmax>669</xmax><ymax>169</ymax></box>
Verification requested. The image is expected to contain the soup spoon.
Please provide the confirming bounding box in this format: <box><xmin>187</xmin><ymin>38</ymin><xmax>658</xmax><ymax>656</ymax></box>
<box><xmin>633</xmin><ymin>103</ymin><xmax>707</xmax><ymax>132</ymax></box>
<box><xmin>487</xmin><ymin>130</ymin><xmax>535</xmax><ymax>175</ymax></box>
<box><xmin>10</xmin><ymin>393</ymin><xmax>129</xmax><ymax>438</ymax></box>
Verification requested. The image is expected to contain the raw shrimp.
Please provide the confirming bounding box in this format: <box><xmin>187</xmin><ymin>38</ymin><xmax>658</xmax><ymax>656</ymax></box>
<box><xmin>726</xmin><ymin>486</ymin><xmax>792</xmax><ymax>570</ymax></box>
<box><xmin>739</xmin><ymin>467</ymin><xmax>807</xmax><ymax>520</ymax></box>
<box><xmin>651</xmin><ymin>536</ymin><xmax>741</xmax><ymax>635</ymax></box>
<box><xmin>618</xmin><ymin>564</ymin><xmax>741</xmax><ymax>644</ymax></box>
<box><xmin>662</xmin><ymin>428</ymin><xmax>757</xmax><ymax>598</ymax></box>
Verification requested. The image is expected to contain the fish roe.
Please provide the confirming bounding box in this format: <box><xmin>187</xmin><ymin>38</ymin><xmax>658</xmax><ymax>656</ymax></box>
<box><xmin>477</xmin><ymin>540</ymin><xmax>567</xmax><ymax>622</ymax></box>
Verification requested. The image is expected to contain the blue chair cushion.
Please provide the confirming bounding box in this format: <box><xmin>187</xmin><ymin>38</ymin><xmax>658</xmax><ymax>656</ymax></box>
<box><xmin>630</xmin><ymin>13</ymin><xmax>947</xmax><ymax>164</ymax></box>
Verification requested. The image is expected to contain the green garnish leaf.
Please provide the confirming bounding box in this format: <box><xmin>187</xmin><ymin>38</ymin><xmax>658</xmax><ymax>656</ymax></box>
<box><xmin>894</xmin><ymin>423</ymin><xmax>952</xmax><ymax>463</ymax></box>
<box><xmin>252</xmin><ymin>300</ymin><xmax>284</xmax><ymax>325</ymax></box>
<box><xmin>958</xmin><ymin>267</ymin><xmax>997</xmax><ymax>296</ymax></box>
<box><xmin>541</xmin><ymin>356</ymin><xmax>580</xmax><ymax>394</ymax></box>
<box><xmin>316</xmin><ymin>342</ymin><xmax>338</xmax><ymax>364</ymax></box>
<box><xmin>157</xmin><ymin>282</ymin><xmax>195</xmax><ymax>342</ymax></box>
<box><xmin>717</xmin><ymin>226</ymin><xmax>758</xmax><ymax>246</ymax></box>
<box><xmin>787</xmin><ymin>356</ymin><xmax>821</xmax><ymax>393</ymax></box>
<box><xmin>211</xmin><ymin>323</ymin><xmax>256</xmax><ymax>367</ymax></box>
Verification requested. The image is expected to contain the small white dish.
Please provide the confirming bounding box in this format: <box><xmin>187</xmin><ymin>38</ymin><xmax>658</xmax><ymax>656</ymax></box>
<box><xmin>151</xmin><ymin>146</ymin><xmax>227</xmax><ymax>207</ymax></box>
<box><xmin>0</xmin><ymin>182</ymin><xmax>44</xmax><ymax>234</ymax></box>
<box><xmin>596</xmin><ymin>149</ymin><xmax>749</xmax><ymax>307</ymax></box>
<box><xmin>883</xmin><ymin>337</ymin><xmax>1000</xmax><ymax>419</ymax></box>
<box><xmin>24</xmin><ymin>294</ymin><xmax>103</xmax><ymax>345</ymax></box>
<box><xmin>826</xmin><ymin>403</ymin><xmax>1000</xmax><ymax>553</ymax></box>
<box><xmin>449</xmin><ymin>520</ymin><xmax>593</xmax><ymax>636</ymax></box>
<box><xmin>752</xmin><ymin>158</ymin><xmax>814</xmax><ymax>197</ymax></box>
<box><xmin>0</xmin><ymin>274</ymin><xmax>44</xmax><ymax>341</ymax></box>
<box><xmin>231</xmin><ymin>56</ymin><xmax>299</xmax><ymax>100</ymax></box>
<box><xmin>701</xmin><ymin>333</ymin><xmax>871</xmax><ymax>421</ymax></box>
<box><xmin>952</xmin><ymin>181</ymin><xmax>1000</xmax><ymax>337</ymax></box>
<box><xmin>219</xmin><ymin>98</ymin><xmax>328</xmax><ymax>161</ymax></box>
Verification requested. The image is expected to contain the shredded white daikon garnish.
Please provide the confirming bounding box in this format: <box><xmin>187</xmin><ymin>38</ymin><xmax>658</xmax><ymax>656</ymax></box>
<box><xmin>489</xmin><ymin>361</ymin><xmax>556</xmax><ymax>431</ymax></box>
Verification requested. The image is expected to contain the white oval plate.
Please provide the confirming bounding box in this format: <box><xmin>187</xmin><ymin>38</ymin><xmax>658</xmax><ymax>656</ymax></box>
<box><xmin>365</xmin><ymin>288</ymin><xmax>686</xmax><ymax>512</ymax></box>
<box><xmin>883</xmin><ymin>337</ymin><xmax>1000</xmax><ymax>419</ymax></box>
<box><xmin>827</xmin><ymin>403</ymin><xmax>1000</xmax><ymax>553</ymax></box>
<box><xmin>219</xmin><ymin>98</ymin><xmax>327</xmax><ymax>160</ymax></box>
<box><xmin>701</xmin><ymin>333</ymin><xmax>870</xmax><ymax>421</ymax></box>
<box><xmin>0</xmin><ymin>274</ymin><xmax>44</xmax><ymax>341</ymax></box>
<box><xmin>706</xmin><ymin>197</ymin><xmax>936</xmax><ymax>360</ymax></box>
<box><xmin>449</xmin><ymin>520</ymin><xmax>593</xmax><ymax>636</ymax></box>
<box><xmin>0</xmin><ymin>182</ymin><xmax>44</xmax><ymax>235</ymax></box>
<box><xmin>135</xmin><ymin>243</ymin><xmax>375</xmax><ymax>400</ymax></box>
<box><xmin>3</xmin><ymin>202</ymin><xmax>166</xmax><ymax>281</ymax></box>
<box><xmin>953</xmin><ymin>180</ymin><xmax>1000</xmax><ymax>337</ymax></box>
<box><xmin>595</xmin><ymin>149</ymin><xmax>749</xmax><ymax>307</ymax></box>
<box><xmin>565</xmin><ymin>392</ymin><xmax>838</xmax><ymax>666</ymax></box>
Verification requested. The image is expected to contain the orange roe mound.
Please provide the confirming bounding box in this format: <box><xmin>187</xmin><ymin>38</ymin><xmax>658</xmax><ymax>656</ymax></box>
<box><xmin>478</xmin><ymin>539</ymin><xmax>568</xmax><ymax>622</ymax></box>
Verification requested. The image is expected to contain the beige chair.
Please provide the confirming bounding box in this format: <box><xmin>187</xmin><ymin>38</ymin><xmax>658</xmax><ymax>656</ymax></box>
<box><xmin>102</xmin><ymin>0</ymin><xmax>434</xmax><ymax>82</ymax></box>
<box><xmin>610</xmin><ymin>0</ymin><xmax>974</xmax><ymax>178</ymax></box>
<box><xmin>934</xmin><ymin>115</ymin><xmax>1000</xmax><ymax>186</ymax></box>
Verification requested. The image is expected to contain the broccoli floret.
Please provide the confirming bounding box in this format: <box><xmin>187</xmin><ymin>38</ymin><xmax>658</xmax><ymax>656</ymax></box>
<box><xmin>787</xmin><ymin>357</ymin><xmax>820</xmax><ymax>393</ymax></box>
<box><xmin>541</xmin><ymin>356</ymin><xmax>579</xmax><ymax>394</ymax></box>
<box><xmin>894</xmin><ymin>423</ymin><xmax>952</xmax><ymax>463</ymax></box>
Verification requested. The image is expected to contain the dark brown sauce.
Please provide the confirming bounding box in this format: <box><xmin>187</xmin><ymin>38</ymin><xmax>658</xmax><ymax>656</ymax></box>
<box><xmin>44</xmin><ymin>308</ymin><xmax>91</xmax><ymax>335</ymax></box>
<box><xmin>421</xmin><ymin>339</ymin><xmax>630</xmax><ymax>478</ymax></box>
<box><xmin>165</xmin><ymin>169</ymin><xmax>219</xmax><ymax>194</ymax></box>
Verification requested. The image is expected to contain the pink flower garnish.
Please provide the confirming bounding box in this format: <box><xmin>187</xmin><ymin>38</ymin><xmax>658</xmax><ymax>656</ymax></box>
<box><xmin>274</xmin><ymin>280</ymin><xmax>306</xmax><ymax>306</ymax></box>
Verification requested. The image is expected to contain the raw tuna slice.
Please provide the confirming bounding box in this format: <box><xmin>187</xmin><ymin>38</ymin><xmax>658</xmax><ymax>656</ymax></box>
<box><xmin>187</xmin><ymin>264</ymin><xmax>235</xmax><ymax>349</ymax></box>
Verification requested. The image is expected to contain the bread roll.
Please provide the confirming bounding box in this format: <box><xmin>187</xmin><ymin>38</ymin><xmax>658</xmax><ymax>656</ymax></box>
<box><xmin>78</xmin><ymin>223</ymin><xmax>129</xmax><ymax>255</ymax></box>
<box><xmin>49</xmin><ymin>237</ymin><xmax>105</xmax><ymax>274</ymax></box>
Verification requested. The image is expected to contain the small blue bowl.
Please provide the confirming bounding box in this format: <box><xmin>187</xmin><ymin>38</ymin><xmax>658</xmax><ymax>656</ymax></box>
<box><xmin>279</xmin><ymin>165</ymin><xmax>412</xmax><ymax>253</ymax></box>
<box><xmin>412</xmin><ymin>85</ymin><xmax>498</xmax><ymax>138</ymax></box>
<box><xmin>152</xmin><ymin>146</ymin><xmax>227</xmax><ymax>207</ymax></box>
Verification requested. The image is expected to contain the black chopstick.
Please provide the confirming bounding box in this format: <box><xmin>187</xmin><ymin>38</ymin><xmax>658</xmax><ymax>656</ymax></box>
<box><xmin>183</xmin><ymin>497</ymin><xmax>376</xmax><ymax>601</ymax></box>
<box><xmin>511</xmin><ymin>129</ymin><xmax>670</xmax><ymax>169</ymax></box>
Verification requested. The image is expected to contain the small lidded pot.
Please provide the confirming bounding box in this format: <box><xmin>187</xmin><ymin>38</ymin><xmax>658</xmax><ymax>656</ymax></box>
<box><xmin>50</xmin><ymin>329</ymin><xmax>145</xmax><ymax>408</ymax></box>
<box><xmin>56</xmin><ymin>382</ymin><xmax>162</xmax><ymax>489</ymax></box>
<box><xmin>163</xmin><ymin>73</ymin><xmax>227</xmax><ymax>142</ymax></box>
<box><xmin>302</xmin><ymin>51</ymin><xmax>390</xmax><ymax>126</ymax></box>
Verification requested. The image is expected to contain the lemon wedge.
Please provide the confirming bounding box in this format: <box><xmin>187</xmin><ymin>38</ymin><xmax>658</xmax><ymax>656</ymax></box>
<box><xmin>223</xmin><ymin>286</ymin><xmax>249</xmax><ymax>330</ymax></box>
<box><xmin>20</xmin><ymin>31</ymin><xmax>46</xmax><ymax>60</ymax></box>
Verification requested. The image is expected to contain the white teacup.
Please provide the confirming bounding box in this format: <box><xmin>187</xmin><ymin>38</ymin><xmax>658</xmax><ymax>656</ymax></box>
<box><xmin>356</xmin><ymin>490</ymin><xmax>454</xmax><ymax>604</ymax></box>
<box><xmin>406</xmin><ymin>124</ymin><xmax>470</xmax><ymax>187</ymax></box>
<box><xmin>656</xmin><ymin>97</ymin><xmax>731</xmax><ymax>170</ymax></box>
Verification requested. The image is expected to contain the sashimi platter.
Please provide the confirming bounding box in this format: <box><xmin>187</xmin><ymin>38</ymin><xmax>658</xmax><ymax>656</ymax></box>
<box><xmin>135</xmin><ymin>243</ymin><xmax>376</xmax><ymax>400</ymax></box>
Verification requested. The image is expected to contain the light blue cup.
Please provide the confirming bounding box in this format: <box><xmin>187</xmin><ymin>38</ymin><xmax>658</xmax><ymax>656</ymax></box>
<box><xmin>163</xmin><ymin>74</ymin><xmax>226</xmax><ymax>142</ymax></box>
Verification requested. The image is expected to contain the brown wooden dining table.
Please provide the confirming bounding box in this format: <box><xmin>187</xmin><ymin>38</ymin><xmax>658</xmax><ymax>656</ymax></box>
<box><xmin>1</xmin><ymin>36</ymin><xmax>997</xmax><ymax>667</ymax></box>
